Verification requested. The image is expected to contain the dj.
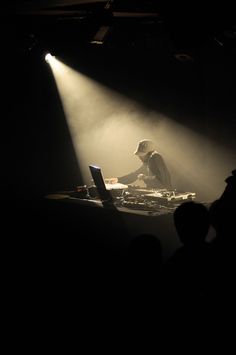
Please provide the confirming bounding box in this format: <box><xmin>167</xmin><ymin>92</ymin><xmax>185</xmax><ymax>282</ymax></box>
<box><xmin>107</xmin><ymin>139</ymin><xmax>172</xmax><ymax>189</ymax></box>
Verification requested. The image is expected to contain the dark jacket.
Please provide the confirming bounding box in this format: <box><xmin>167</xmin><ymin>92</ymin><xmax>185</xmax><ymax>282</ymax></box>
<box><xmin>118</xmin><ymin>151</ymin><xmax>172</xmax><ymax>189</ymax></box>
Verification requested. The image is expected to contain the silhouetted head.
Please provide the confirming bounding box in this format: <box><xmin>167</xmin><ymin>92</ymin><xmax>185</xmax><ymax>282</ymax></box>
<box><xmin>207</xmin><ymin>170</ymin><xmax>236</xmax><ymax>240</ymax></box>
<box><xmin>173</xmin><ymin>201</ymin><xmax>210</xmax><ymax>246</ymax></box>
<box><xmin>220</xmin><ymin>169</ymin><xmax>236</xmax><ymax>208</ymax></box>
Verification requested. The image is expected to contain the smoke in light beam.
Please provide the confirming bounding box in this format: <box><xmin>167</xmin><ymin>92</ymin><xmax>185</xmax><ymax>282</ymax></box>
<box><xmin>47</xmin><ymin>57</ymin><xmax>236</xmax><ymax>201</ymax></box>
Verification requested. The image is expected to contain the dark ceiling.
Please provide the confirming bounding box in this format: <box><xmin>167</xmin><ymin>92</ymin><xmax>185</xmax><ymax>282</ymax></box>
<box><xmin>2</xmin><ymin>0</ymin><xmax>236</xmax><ymax>57</ymax></box>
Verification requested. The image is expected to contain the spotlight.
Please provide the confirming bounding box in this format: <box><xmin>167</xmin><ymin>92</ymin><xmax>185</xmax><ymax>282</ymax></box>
<box><xmin>45</xmin><ymin>53</ymin><xmax>55</xmax><ymax>63</ymax></box>
<box><xmin>90</xmin><ymin>25</ymin><xmax>111</xmax><ymax>45</ymax></box>
<box><xmin>174</xmin><ymin>52</ymin><xmax>194</xmax><ymax>62</ymax></box>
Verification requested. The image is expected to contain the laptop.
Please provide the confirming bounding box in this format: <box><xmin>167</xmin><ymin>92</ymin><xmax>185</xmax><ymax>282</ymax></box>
<box><xmin>89</xmin><ymin>165</ymin><xmax>128</xmax><ymax>202</ymax></box>
<box><xmin>89</xmin><ymin>165</ymin><xmax>114</xmax><ymax>202</ymax></box>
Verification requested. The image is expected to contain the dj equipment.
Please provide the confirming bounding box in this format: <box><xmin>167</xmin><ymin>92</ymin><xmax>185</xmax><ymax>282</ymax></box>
<box><xmin>112</xmin><ymin>186</ymin><xmax>196</xmax><ymax>211</ymax></box>
<box><xmin>145</xmin><ymin>190</ymin><xmax>196</xmax><ymax>202</ymax></box>
<box><xmin>86</xmin><ymin>166</ymin><xmax>196</xmax><ymax>212</ymax></box>
<box><xmin>124</xmin><ymin>186</ymin><xmax>195</xmax><ymax>201</ymax></box>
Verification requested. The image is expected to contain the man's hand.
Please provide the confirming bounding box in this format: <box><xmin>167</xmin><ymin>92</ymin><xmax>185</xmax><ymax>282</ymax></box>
<box><xmin>138</xmin><ymin>174</ymin><xmax>151</xmax><ymax>181</ymax></box>
<box><xmin>138</xmin><ymin>174</ymin><xmax>145</xmax><ymax>180</ymax></box>
<box><xmin>105</xmin><ymin>177</ymin><xmax>118</xmax><ymax>184</ymax></box>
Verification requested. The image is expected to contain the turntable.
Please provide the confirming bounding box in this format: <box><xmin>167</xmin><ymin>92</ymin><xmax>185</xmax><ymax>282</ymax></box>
<box><xmin>127</xmin><ymin>185</ymin><xmax>167</xmax><ymax>196</ymax></box>
<box><xmin>145</xmin><ymin>190</ymin><xmax>196</xmax><ymax>202</ymax></box>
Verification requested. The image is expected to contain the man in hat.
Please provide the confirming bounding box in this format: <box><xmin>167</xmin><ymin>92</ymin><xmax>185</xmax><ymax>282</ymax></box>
<box><xmin>107</xmin><ymin>139</ymin><xmax>172</xmax><ymax>189</ymax></box>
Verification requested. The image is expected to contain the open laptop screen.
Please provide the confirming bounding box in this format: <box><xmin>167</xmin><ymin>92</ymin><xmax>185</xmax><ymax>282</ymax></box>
<box><xmin>89</xmin><ymin>165</ymin><xmax>113</xmax><ymax>202</ymax></box>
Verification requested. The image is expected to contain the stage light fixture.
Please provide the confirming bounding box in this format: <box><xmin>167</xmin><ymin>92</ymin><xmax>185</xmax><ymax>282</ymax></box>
<box><xmin>90</xmin><ymin>25</ymin><xmax>111</xmax><ymax>45</ymax></box>
<box><xmin>45</xmin><ymin>53</ymin><xmax>55</xmax><ymax>63</ymax></box>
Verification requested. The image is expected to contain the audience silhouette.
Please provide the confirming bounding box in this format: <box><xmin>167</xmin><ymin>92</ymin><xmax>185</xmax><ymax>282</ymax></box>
<box><xmin>162</xmin><ymin>201</ymin><xmax>211</xmax><ymax>304</ymax></box>
<box><xmin>12</xmin><ymin>169</ymin><xmax>234</xmax><ymax>335</ymax></box>
<box><xmin>208</xmin><ymin>169</ymin><xmax>236</xmax><ymax>304</ymax></box>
